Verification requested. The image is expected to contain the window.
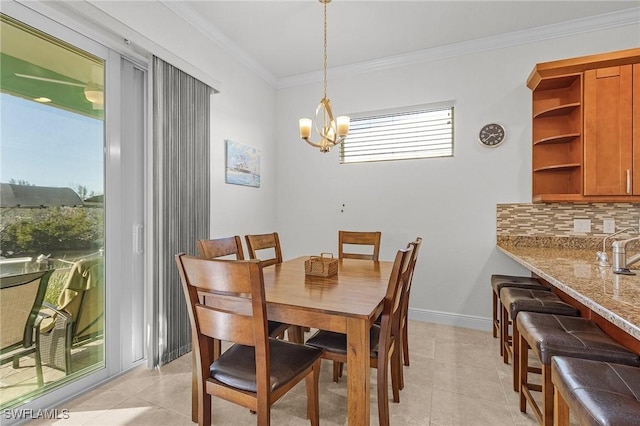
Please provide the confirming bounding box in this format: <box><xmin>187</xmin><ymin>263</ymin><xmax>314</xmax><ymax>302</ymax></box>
<box><xmin>340</xmin><ymin>103</ymin><xmax>454</xmax><ymax>164</ymax></box>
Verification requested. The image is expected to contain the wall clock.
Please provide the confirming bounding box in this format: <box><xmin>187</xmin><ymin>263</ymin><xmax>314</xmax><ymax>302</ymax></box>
<box><xmin>478</xmin><ymin>123</ymin><xmax>506</xmax><ymax>147</ymax></box>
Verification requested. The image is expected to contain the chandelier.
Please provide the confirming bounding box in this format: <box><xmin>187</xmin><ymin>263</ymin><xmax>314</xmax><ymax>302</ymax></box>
<box><xmin>298</xmin><ymin>0</ymin><xmax>350</xmax><ymax>153</ymax></box>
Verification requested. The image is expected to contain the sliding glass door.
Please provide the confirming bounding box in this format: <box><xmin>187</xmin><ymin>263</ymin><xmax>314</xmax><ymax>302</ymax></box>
<box><xmin>0</xmin><ymin>4</ymin><xmax>145</xmax><ymax>418</ymax></box>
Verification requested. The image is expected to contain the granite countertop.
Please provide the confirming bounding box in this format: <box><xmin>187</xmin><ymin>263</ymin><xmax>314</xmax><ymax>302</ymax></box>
<box><xmin>497</xmin><ymin>242</ymin><xmax>640</xmax><ymax>341</ymax></box>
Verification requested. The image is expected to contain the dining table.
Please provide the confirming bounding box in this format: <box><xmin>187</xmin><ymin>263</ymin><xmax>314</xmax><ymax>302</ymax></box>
<box><xmin>191</xmin><ymin>255</ymin><xmax>394</xmax><ymax>425</ymax></box>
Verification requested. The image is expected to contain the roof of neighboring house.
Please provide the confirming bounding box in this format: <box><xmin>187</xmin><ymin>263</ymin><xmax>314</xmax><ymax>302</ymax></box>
<box><xmin>0</xmin><ymin>183</ymin><xmax>83</xmax><ymax>208</ymax></box>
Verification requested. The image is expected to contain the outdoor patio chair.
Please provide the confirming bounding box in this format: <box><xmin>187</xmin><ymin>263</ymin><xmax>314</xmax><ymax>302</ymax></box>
<box><xmin>38</xmin><ymin>256</ymin><xmax>104</xmax><ymax>373</ymax></box>
<box><xmin>0</xmin><ymin>270</ymin><xmax>54</xmax><ymax>387</ymax></box>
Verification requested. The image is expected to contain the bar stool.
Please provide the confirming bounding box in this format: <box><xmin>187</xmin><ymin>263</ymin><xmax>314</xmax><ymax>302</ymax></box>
<box><xmin>551</xmin><ymin>356</ymin><xmax>640</xmax><ymax>426</ymax></box>
<box><xmin>517</xmin><ymin>312</ymin><xmax>640</xmax><ymax>426</ymax></box>
<box><xmin>490</xmin><ymin>274</ymin><xmax>547</xmax><ymax>356</ymax></box>
<box><xmin>500</xmin><ymin>288</ymin><xmax>580</xmax><ymax>392</ymax></box>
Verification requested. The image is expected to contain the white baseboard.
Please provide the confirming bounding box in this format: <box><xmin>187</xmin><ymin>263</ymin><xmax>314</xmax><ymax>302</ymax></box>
<box><xmin>408</xmin><ymin>307</ymin><xmax>492</xmax><ymax>332</ymax></box>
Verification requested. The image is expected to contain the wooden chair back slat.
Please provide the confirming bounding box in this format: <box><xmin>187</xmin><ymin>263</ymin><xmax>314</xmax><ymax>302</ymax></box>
<box><xmin>180</xmin><ymin>255</ymin><xmax>255</xmax><ymax>294</ymax></box>
<box><xmin>245</xmin><ymin>232</ymin><xmax>283</xmax><ymax>267</ymax></box>
<box><xmin>338</xmin><ymin>230</ymin><xmax>382</xmax><ymax>261</ymax></box>
<box><xmin>195</xmin><ymin>304</ymin><xmax>256</xmax><ymax>346</ymax></box>
<box><xmin>197</xmin><ymin>236</ymin><xmax>245</xmax><ymax>260</ymax></box>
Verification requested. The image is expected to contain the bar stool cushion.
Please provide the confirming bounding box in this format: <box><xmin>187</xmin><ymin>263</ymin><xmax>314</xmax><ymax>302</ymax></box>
<box><xmin>501</xmin><ymin>288</ymin><xmax>580</xmax><ymax>319</ymax></box>
<box><xmin>552</xmin><ymin>356</ymin><xmax>640</xmax><ymax>426</ymax></box>
<box><xmin>491</xmin><ymin>274</ymin><xmax>545</xmax><ymax>294</ymax></box>
<box><xmin>518</xmin><ymin>312</ymin><xmax>640</xmax><ymax>366</ymax></box>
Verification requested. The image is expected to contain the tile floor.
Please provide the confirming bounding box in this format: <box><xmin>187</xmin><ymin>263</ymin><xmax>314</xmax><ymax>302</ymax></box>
<box><xmin>23</xmin><ymin>322</ymin><xmax>549</xmax><ymax>425</ymax></box>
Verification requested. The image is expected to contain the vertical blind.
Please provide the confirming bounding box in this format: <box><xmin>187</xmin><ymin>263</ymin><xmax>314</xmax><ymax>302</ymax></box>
<box><xmin>340</xmin><ymin>105</ymin><xmax>454</xmax><ymax>164</ymax></box>
<box><xmin>151</xmin><ymin>57</ymin><xmax>211</xmax><ymax>367</ymax></box>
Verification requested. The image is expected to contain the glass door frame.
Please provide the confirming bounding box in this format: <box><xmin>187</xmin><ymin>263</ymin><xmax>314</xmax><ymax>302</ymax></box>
<box><xmin>1</xmin><ymin>1</ymin><xmax>147</xmax><ymax>418</ymax></box>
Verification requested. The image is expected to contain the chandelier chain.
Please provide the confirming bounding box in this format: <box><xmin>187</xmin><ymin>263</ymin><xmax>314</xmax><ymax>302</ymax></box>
<box><xmin>298</xmin><ymin>0</ymin><xmax>349</xmax><ymax>153</ymax></box>
<box><xmin>323</xmin><ymin>0</ymin><xmax>328</xmax><ymax>99</ymax></box>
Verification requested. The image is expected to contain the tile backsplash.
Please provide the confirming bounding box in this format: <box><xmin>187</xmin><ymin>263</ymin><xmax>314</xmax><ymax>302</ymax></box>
<box><xmin>497</xmin><ymin>203</ymin><xmax>639</xmax><ymax>238</ymax></box>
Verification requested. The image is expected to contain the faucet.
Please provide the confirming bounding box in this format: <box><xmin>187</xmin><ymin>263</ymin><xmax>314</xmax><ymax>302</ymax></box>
<box><xmin>597</xmin><ymin>227</ymin><xmax>637</xmax><ymax>267</ymax></box>
<box><xmin>612</xmin><ymin>235</ymin><xmax>640</xmax><ymax>275</ymax></box>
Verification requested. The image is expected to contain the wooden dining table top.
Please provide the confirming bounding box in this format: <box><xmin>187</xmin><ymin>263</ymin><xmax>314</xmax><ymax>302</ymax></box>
<box><xmin>261</xmin><ymin>256</ymin><xmax>394</xmax><ymax>321</ymax></box>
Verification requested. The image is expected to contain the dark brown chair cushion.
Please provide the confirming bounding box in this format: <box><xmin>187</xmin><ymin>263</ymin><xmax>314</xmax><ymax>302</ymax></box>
<box><xmin>552</xmin><ymin>356</ymin><xmax>640</xmax><ymax>426</ymax></box>
<box><xmin>500</xmin><ymin>288</ymin><xmax>579</xmax><ymax>319</ymax></box>
<box><xmin>491</xmin><ymin>274</ymin><xmax>545</xmax><ymax>294</ymax></box>
<box><xmin>517</xmin><ymin>312</ymin><xmax>640</xmax><ymax>366</ymax></box>
<box><xmin>210</xmin><ymin>338</ymin><xmax>321</xmax><ymax>393</ymax></box>
<box><xmin>306</xmin><ymin>325</ymin><xmax>381</xmax><ymax>357</ymax></box>
<box><xmin>267</xmin><ymin>321</ymin><xmax>287</xmax><ymax>336</ymax></box>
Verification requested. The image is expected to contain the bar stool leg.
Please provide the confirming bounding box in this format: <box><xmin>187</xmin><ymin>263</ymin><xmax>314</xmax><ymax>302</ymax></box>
<box><xmin>519</xmin><ymin>332</ymin><xmax>528</xmax><ymax>413</ymax></box>
<box><xmin>512</xmin><ymin>319</ymin><xmax>520</xmax><ymax>392</ymax></box>
<box><xmin>542</xmin><ymin>365</ymin><xmax>553</xmax><ymax>426</ymax></box>
<box><xmin>492</xmin><ymin>289</ymin><xmax>499</xmax><ymax>338</ymax></box>
<box><xmin>553</xmin><ymin>385</ymin><xmax>570</xmax><ymax>426</ymax></box>
<box><xmin>502</xmin><ymin>304</ymin><xmax>510</xmax><ymax>364</ymax></box>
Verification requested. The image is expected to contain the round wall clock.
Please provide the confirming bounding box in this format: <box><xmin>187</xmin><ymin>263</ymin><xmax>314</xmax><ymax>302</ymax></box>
<box><xmin>478</xmin><ymin>123</ymin><xmax>506</xmax><ymax>147</ymax></box>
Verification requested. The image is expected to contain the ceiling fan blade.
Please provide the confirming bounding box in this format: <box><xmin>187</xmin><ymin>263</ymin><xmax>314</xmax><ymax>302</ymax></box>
<box><xmin>14</xmin><ymin>73</ymin><xmax>86</xmax><ymax>88</ymax></box>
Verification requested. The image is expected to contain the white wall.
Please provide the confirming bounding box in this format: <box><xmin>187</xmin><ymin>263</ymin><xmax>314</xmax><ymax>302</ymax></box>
<box><xmin>275</xmin><ymin>24</ymin><xmax>640</xmax><ymax>329</ymax></box>
<box><xmin>85</xmin><ymin>1</ymin><xmax>279</xmax><ymax>242</ymax></box>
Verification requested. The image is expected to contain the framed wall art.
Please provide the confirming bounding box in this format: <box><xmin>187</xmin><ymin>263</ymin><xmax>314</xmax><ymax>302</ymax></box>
<box><xmin>225</xmin><ymin>140</ymin><xmax>261</xmax><ymax>188</ymax></box>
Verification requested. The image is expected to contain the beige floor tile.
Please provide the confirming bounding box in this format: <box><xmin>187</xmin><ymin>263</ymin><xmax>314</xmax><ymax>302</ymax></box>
<box><xmin>88</xmin><ymin>396</ymin><xmax>192</xmax><ymax>426</ymax></box>
<box><xmin>19</xmin><ymin>321</ymin><xmax>560</xmax><ymax>426</ymax></box>
<box><xmin>430</xmin><ymin>389</ymin><xmax>515</xmax><ymax>426</ymax></box>
<box><xmin>433</xmin><ymin>361</ymin><xmax>506</xmax><ymax>404</ymax></box>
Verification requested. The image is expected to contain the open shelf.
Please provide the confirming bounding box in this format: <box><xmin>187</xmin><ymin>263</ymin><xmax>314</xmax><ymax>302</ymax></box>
<box><xmin>533</xmin><ymin>103</ymin><xmax>581</xmax><ymax>119</ymax></box>
<box><xmin>533</xmin><ymin>133</ymin><xmax>581</xmax><ymax>146</ymax></box>
<box><xmin>533</xmin><ymin>74</ymin><xmax>581</xmax><ymax>91</ymax></box>
<box><xmin>533</xmin><ymin>163</ymin><xmax>581</xmax><ymax>172</ymax></box>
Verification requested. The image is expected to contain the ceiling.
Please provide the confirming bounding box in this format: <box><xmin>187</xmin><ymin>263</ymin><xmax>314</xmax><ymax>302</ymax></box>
<box><xmin>171</xmin><ymin>0</ymin><xmax>640</xmax><ymax>83</ymax></box>
<box><xmin>1</xmin><ymin>15</ymin><xmax>104</xmax><ymax>119</ymax></box>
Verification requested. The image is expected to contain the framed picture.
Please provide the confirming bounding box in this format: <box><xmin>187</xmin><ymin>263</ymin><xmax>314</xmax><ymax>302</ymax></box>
<box><xmin>225</xmin><ymin>140</ymin><xmax>261</xmax><ymax>188</ymax></box>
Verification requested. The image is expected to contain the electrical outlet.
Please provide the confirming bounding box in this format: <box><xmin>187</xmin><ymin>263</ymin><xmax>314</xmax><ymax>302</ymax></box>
<box><xmin>573</xmin><ymin>219</ymin><xmax>591</xmax><ymax>233</ymax></box>
<box><xmin>603</xmin><ymin>219</ymin><xmax>615</xmax><ymax>234</ymax></box>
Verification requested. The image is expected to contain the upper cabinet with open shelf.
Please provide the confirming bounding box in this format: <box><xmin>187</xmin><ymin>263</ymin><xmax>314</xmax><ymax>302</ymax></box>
<box><xmin>527</xmin><ymin>48</ymin><xmax>640</xmax><ymax>203</ymax></box>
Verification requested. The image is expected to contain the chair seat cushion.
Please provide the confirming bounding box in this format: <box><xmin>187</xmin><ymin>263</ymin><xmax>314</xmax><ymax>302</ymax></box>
<box><xmin>552</xmin><ymin>356</ymin><xmax>640</xmax><ymax>426</ymax></box>
<box><xmin>500</xmin><ymin>288</ymin><xmax>579</xmax><ymax>319</ymax></box>
<box><xmin>491</xmin><ymin>274</ymin><xmax>545</xmax><ymax>294</ymax></box>
<box><xmin>306</xmin><ymin>325</ymin><xmax>381</xmax><ymax>357</ymax></box>
<box><xmin>517</xmin><ymin>312</ymin><xmax>640</xmax><ymax>366</ymax></box>
<box><xmin>267</xmin><ymin>321</ymin><xmax>287</xmax><ymax>336</ymax></box>
<box><xmin>209</xmin><ymin>338</ymin><xmax>321</xmax><ymax>393</ymax></box>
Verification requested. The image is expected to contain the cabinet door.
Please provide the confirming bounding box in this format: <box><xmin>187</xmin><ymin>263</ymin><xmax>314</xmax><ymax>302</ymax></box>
<box><xmin>583</xmin><ymin>65</ymin><xmax>633</xmax><ymax>196</ymax></box>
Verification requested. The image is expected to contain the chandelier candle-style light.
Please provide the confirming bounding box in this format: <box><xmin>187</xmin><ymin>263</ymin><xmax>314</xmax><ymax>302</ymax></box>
<box><xmin>299</xmin><ymin>0</ymin><xmax>350</xmax><ymax>153</ymax></box>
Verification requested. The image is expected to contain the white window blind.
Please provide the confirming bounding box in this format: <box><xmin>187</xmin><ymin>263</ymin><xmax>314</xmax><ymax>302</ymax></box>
<box><xmin>340</xmin><ymin>105</ymin><xmax>454</xmax><ymax>164</ymax></box>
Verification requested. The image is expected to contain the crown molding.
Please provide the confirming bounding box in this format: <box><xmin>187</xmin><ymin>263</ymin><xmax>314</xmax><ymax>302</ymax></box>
<box><xmin>278</xmin><ymin>6</ymin><xmax>640</xmax><ymax>89</ymax></box>
<box><xmin>161</xmin><ymin>1</ymin><xmax>278</xmax><ymax>88</ymax></box>
<box><xmin>163</xmin><ymin>2</ymin><xmax>639</xmax><ymax>90</ymax></box>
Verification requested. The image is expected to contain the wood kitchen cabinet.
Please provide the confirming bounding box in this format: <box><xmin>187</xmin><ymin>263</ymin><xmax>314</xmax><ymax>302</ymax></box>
<box><xmin>584</xmin><ymin>65</ymin><xmax>636</xmax><ymax>196</ymax></box>
<box><xmin>527</xmin><ymin>48</ymin><xmax>640</xmax><ymax>203</ymax></box>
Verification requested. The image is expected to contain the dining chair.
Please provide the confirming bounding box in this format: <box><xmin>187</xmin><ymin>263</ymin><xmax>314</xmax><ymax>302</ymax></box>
<box><xmin>176</xmin><ymin>254</ymin><xmax>322</xmax><ymax>426</ymax></box>
<box><xmin>245</xmin><ymin>232</ymin><xmax>283</xmax><ymax>267</ymax></box>
<box><xmin>397</xmin><ymin>237</ymin><xmax>422</xmax><ymax>390</ymax></box>
<box><xmin>1</xmin><ymin>270</ymin><xmax>54</xmax><ymax>387</ymax></box>
<box><xmin>196</xmin><ymin>236</ymin><xmax>291</xmax><ymax>339</ymax></box>
<box><xmin>338</xmin><ymin>230</ymin><xmax>381</xmax><ymax>261</ymax></box>
<box><xmin>305</xmin><ymin>245</ymin><xmax>414</xmax><ymax>426</ymax></box>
